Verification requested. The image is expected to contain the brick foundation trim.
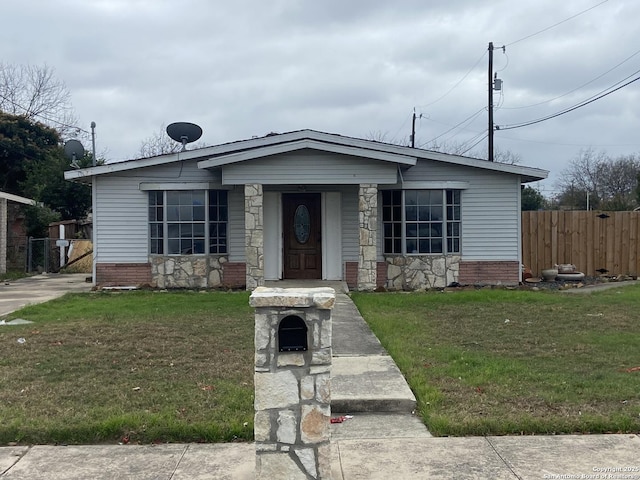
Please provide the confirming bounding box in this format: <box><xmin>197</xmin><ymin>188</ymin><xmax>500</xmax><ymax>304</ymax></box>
<box><xmin>458</xmin><ymin>260</ymin><xmax>520</xmax><ymax>286</ymax></box>
<box><xmin>223</xmin><ymin>262</ymin><xmax>246</xmax><ymax>288</ymax></box>
<box><xmin>345</xmin><ymin>261</ymin><xmax>387</xmax><ymax>290</ymax></box>
<box><xmin>96</xmin><ymin>263</ymin><xmax>152</xmax><ymax>286</ymax></box>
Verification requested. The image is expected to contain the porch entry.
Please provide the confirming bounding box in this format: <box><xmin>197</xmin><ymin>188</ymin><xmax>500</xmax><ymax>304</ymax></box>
<box><xmin>282</xmin><ymin>193</ymin><xmax>322</xmax><ymax>279</ymax></box>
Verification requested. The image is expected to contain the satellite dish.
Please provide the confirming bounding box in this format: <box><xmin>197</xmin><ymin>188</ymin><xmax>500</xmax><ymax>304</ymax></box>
<box><xmin>64</xmin><ymin>139</ymin><xmax>85</xmax><ymax>168</ymax></box>
<box><xmin>166</xmin><ymin>122</ymin><xmax>203</xmax><ymax>151</ymax></box>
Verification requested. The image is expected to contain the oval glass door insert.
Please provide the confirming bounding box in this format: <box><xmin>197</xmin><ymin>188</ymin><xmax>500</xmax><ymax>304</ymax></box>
<box><xmin>294</xmin><ymin>204</ymin><xmax>311</xmax><ymax>244</ymax></box>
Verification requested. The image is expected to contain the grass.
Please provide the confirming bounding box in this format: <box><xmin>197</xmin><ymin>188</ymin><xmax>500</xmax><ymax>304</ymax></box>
<box><xmin>351</xmin><ymin>286</ymin><xmax>640</xmax><ymax>436</ymax></box>
<box><xmin>0</xmin><ymin>290</ymin><xmax>254</xmax><ymax>445</ymax></box>
<box><xmin>0</xmin><ymin>269</ymin><xmax>31</xmax><ymax>282</ymax></box>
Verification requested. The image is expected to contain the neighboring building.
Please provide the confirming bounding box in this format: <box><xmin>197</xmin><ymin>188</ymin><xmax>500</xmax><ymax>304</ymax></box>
<box><xmin>0</xmin><ymin>191</ymin><xmax>36</xmax><ymax>274</ymax></box>
<box><xmin>64</xmin><ymin>130</ymin><xmax>548</xmax><ymax>290</ymax></box>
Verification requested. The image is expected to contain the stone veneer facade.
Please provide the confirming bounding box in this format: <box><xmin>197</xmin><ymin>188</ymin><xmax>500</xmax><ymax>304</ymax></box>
<box><xmin>249</xmin><ymin>287</ymin><xmax>335</xmax><ymax>480</ymax></box>
<box><xmin>150</xmin><ymin>255</ymin><xmax>227</xmax><ymax>289</ymax></box>
<box><xmin>245</xmin><ymin>184</ymin><xmax>265</xmax><ymax>291</ymax></box>
<box><xmin>385</xmin><ymin>255</ymin><xmax>461</xmax><ymax>290</ymax></box>
<box><xmin>357</xmin><ymin>184</ymin><xmax>378</xmax><ymax>291</ymax></box>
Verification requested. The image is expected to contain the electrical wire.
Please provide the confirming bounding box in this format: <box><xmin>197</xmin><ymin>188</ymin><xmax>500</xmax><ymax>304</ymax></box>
<box><xmin>460</xmin><ymin>133</ymin><xmax>488</xmax><ymax>155</ymax></box>
<box><xmin>498</xmin><ymin>71</ymin><xmax>640</xmax><ymax>131</ymax></box>
<box><xmin>419</xmin><ymin>106</ymin><xmax>486</xmax><ymax>147</ymax></box>
<box><xmin>415</xmin><ymin>50</ymin><xmax>487</xmax><ymax>109</ymax></box>
<box><xmin>503</xmin><ymin>47</ymin><xmax>640</xmax><ymax>110</ymax></box>
<box><xmin>504</xmin><ymin>0</ymin><xmax>609</xmax><ymax>47</ymax></box>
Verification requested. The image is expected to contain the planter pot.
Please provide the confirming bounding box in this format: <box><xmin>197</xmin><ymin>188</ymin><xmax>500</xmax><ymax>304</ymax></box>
<box><xmin>541</xmin><ymin>269</ymin><xmax>558</xmax><ymax>282</ymax></box>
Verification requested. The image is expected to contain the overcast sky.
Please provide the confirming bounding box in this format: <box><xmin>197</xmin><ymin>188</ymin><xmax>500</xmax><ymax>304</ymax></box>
<box><xmin>3</xmin><ymin>0</ymin><xmax>639</xmax><ymax>194</ymax></box>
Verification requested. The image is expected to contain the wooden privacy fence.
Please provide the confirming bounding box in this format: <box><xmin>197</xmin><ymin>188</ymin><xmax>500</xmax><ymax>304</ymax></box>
<box><xmin>522</xmin><ymin>211</ymin><xmax>640</xmax><ymax>277</ymax></box>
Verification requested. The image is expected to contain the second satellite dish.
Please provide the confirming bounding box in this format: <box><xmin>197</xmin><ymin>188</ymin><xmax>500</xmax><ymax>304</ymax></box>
<box><xmin>64</xmin><ymin>139</ymin><xmax>85</xmax><ymax>168</ymax></box>
<box><xmin>166</xmin><ymin>122</ymin><xmax>203</xmax><ymax>151</ymax></box>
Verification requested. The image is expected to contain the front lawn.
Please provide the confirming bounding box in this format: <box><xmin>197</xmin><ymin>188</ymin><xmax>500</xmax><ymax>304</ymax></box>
<box><xmin>0</xmin><ymin>291</ymin><xmax>254</xmax><ymax>445</ymax></box>
<box><xmin>352</xmin><ymin>285</ymin><xmax>640</xmax><ymax>436</ymax></box>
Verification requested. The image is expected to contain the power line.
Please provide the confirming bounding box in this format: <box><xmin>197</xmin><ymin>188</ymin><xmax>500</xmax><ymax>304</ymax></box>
<box><xmin>419</xmin><ymin>106</ymin><xmax>486</xmax><ymax>147</ymax></box>
<box><xmin>502</xmin><ymin>47</ymin><xmax>640</xmax><ymax>110</ymax></box>
<box><xmin>460</xmin><ymin>133</ymin><xmax>488</xmax><ymax>155</ymax></box>
<box><xmin>498</xmin><ymin>71</ymin><xmax>640</xmax><ymax>131</ymax></box>
<box><xmin>415</xmin><ymin>50</ymin><xmax>486</xmax><ymax>109</ymax></box>
<box><xmin>504</xmin><ymin>0</ymin><xmax>609</xmax><ymax>47</ymax></box>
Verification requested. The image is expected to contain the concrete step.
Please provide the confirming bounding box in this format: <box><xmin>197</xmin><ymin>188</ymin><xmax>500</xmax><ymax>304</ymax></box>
<box><xmin>330</xmin><ymin>413</ymin><xmax>431</xmax><ymax>440</ymax></box>
<box><xmin>331</xmin><ymin>355</ymin><xmax>417</xmax><ymax>413</ymax></box>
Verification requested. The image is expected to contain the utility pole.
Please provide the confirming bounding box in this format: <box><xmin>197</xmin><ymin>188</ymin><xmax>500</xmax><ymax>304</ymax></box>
<box><xmin>411</xmin><ymin>109</ymin><xmax>416</xmax><ymax>148</ymax></box>
<box><xmin>488</xmin><ymin>42</ymin><xmax>494</xmax><ymax>162</ymax></box>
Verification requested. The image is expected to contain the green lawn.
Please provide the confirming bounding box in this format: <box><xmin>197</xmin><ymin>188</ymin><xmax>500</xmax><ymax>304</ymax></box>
<box><xmin>2</xmin><ymin>286</ymin><xmax>639</xmax><ymax>445</ymax></box>
<box><xmin>0</xmin><ymin>291</ymin><xmax>254</xmax><ymax>445</ymax></box>
<box><xmin>352</xmin><ymin>285</ymin><xmax>640</xmax><ymax>436</ymax></box>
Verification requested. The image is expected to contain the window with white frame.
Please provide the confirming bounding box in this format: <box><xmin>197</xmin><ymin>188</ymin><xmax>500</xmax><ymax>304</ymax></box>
<box><xmin>149</xmin><ymin>190</ymin><xmax>228</xmax><ymax>255</ymax></box>
<box><xmin>382</xmin><ymin>189</ymin><xmax>461</xmax><ymax>254</ymax></box>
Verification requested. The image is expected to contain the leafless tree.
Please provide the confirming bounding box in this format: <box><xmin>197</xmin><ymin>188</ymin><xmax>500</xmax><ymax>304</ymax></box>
<box><xmin>0</xmin><ymin>63</ymin><xmax>78</xmax><ymax>137</ymax></box>
<box><xmin>139</xmin><ymin>124</ymin><xmax>207</xmax><ymax>158</ymax></box>
<box><xmin>555</xmin><ymin>148</ymin><xmax>640</xmax><ymax>210</ymax></box>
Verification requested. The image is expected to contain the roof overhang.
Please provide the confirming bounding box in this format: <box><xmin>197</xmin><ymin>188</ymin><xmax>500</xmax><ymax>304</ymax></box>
<box><xmin>0</xmin><ymin>191</ymin><xmax>37</xmax><ymax>205</ymax></box>
<box><xmin>63</xmin><ymin>129</ymin><xmax>548</xmax><ymax>184</ymax></box>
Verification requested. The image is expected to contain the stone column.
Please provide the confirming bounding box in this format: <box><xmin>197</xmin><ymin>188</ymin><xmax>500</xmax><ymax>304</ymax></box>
<box><xmin>250</xmin><ymin>287</ymin><xmax>335</xmax><ymax>480</ymax></box>
<box><xmin>245</xmin><ymin>184</ymin><xmax>264</xmax><ymax>290</ymax></box>
<box><xmin>0</xmin><ymin>197</ymin><xmax>7</xmax><ymax>275</ymax></box>
<box><xmin>357</xmin><ymin>184</ymin><xmax>377</xmax><ymax>291</ymax></box>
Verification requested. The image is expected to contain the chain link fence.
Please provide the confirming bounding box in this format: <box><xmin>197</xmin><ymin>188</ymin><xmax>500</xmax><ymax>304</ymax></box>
<box><xmin>27</xmin><ymin>237</ymin><xmax>62</xmax><ymax>273</ymax></box>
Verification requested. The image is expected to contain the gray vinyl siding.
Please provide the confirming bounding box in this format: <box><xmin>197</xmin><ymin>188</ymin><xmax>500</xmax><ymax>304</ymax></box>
<box><xmin>94</xmin><ymin>160</ymin><xmax>225</xmax><ymax>263</ymax></box>
<box><xmin>341</xmin><ymin>187</ymin><xmax>359</xmax><ymax>262</ymax></box>
<box><xmin>95</xmin><ymin>175</ymin><xmax>149</xmax><ymax>263</ymax></box>
<box><xmin>227</xmin><ymin>187</ymin><xmax>246</xmax><ymax>261</ymax></box>
<box><xmin>222</xmin><ymin>150</ymin><xmax>397</xmax><ymax>185</ymax></box>
<box><xmin>402</xmin><ymin>160</ymin><xmax>521</xmax><ymax>260</ymax></box>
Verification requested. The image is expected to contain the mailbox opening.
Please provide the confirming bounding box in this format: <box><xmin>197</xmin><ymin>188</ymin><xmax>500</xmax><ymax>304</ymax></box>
<box><xmin>278</xmin><ymin>315</ymin><xmax>308</xmax><ymax>352</ymax></box>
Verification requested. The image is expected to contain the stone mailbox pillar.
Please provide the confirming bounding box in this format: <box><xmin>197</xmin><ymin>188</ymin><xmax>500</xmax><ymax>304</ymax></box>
<box><xmin>249</xmin><ymin>287</ymin><xmax>335</xmax><ymax>480</ymax></box>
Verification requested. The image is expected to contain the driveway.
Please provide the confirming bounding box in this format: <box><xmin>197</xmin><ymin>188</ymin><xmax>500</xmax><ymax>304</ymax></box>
<box><xmin>0</xmin><ymin>273</ymin><xmax>92</xmax><ymax>317</ymax></box>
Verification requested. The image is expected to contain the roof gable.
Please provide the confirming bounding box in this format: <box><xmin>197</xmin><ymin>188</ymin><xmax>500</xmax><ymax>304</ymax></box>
<box><xmin>64</xmin><ymin>129</ymin><xmax>548</xmax><ymax>183</ymax></box>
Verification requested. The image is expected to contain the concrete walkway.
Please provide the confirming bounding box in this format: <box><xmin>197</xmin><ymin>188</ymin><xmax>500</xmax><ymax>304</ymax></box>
<box><xmin>0</xmin><ymin>273</ymin><xmax>91</xmax><ymax>317</ymax></box>
<box><xmin>1</xmin><ymin>278</ymin><xmax>639</xmax><ymax>478</ymax></box>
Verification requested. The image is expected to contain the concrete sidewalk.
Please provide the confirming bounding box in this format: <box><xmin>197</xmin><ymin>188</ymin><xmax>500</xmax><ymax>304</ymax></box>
<box><xmin>2</xmin><ymin>431</ymin><xmax>639</xmax><ymax>479</ymax></box>
<box><xmin>1</xmin><ymin>281</ymin><xmax>639</xmax><ymax>479</ymax></box>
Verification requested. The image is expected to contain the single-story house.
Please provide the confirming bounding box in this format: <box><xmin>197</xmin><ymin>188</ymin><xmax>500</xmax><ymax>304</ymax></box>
<box><xmin>64</xmin><ymin>129</ymin><xmax>548</xmax><ymax>290</ymax></box>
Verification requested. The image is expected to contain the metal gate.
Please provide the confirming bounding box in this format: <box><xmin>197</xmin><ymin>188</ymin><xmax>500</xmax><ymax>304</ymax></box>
<box><xmin>27</xmin><ymin>237</ymin><xmax>61</xmax><ymax>273</ymax></box>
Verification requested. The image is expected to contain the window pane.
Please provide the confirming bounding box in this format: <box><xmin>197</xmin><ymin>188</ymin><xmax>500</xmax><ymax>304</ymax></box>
<box><xmin>168</xmin><ymin>239</ymin><xmax>180</xmax><ymax>254</ymax></box>
<box><xmin>383</xmin><ymin>206</ymin><xmax>392</xmax><ymax>222</ymax></box>
<box><xmin>180</xmin><ymin>224</ymin><xmax>193</xmax><ymax>238</ymax></box>
<box><xmin>406</xmin><ymin>206</ymin><xmax>417</xmax><ymax>221</ymax></box>
<box><xmin>382</xmin><ymin>190</ymin><xmax>391</xmax><ymax>204</ymax></box>
<box><xmin>406</xmin><ymin>239</ymin><xmax>417</xmax><ymax>253</ymax></box>
<box><xmin>179</xmin><ymin>191</ymin><xmax>191</xmax><ymax>205</ymax></box>
<box><xmin>193</xmin><ymin>223</ymin><xmax>205</xmax><ymax>237</ymax></box>
<box><xmin>210</xmin><ymin>206</ymin><xmax>219</xmax><ymax>222</ymax></box>
<box><xmin>406</xmin><ymin>223</ymin><xmax>417</xmax><ymax>237</ymax></box>
<box><xmin>168</xmin><ymin>223</ymin><xmax>179</xmax><ymax>238</ymax></box>
<box><xmin>193</xmin><ymin>205</ymin><xmax>205</xmax><ymax>221</ymax></box>
<box><xmin>418</xmin><ymin>224</ymin><xmax>432</xmax><ymax>237</ymax></box>
<box><xmin>167</xmin><ymin>191</ymin><xmax>180</xmax><ymax>205</ymax></box>
<box><xmin>393</xmin><ymin>206</ymin><xmax>402</xmax><ymax>221</ymax></box>
<box><xmin>384</xmin><ymin>223</ymin><xmax>392</xmax><ymax>237</ymax></box>
<box><xmin>417</xmin><ymin>190</ymin><xmax>431</xmax><ymax>205</ymax></box>
<box><xmin>392</xmin><ymin>190</ymin><xmax>401</xmax><ymax>204</ymax></box>
<box><xmin>394</xmin><ymin>238</ymin><xmax>401</xmax><ymax>253</ymax></box>
<box><xmin>181</xmin><ymin>239</ymin><xmax>192</xmax><ymax>254</ymax></box>
<box><xmin>218</xmin><ymin>223</ymin><xmax>226</xmax><ymax>237</ymax></box>
<box><xmin>431</xmin><ymin>206</ymin><xmax>443</xmax><ymax>221</ymax></box>
<box><xmin>431</xmin><ymin>191</ymin><xmax>443</xmax><ymax>205</ymax></box>
<box><xmin>180</xmin><ymin>206</ymin><xmax>192</xmax><ymax>221</ymax></box>
<box><xmin>192</xmin><ymin>191</ymin><xmax>205</xmax><ymax>205</ymax></box>
<box><xmin>405</xmin><ymin>191</ymin><xmax>417</xmax><ymax>206</ymax></box>
<box><xmin>193</xmin><ymin>240</ymin><xmax>205</xmax><ymax>254</ymax></box>
<box><xmin>431</xmin><ymin>238</ymin><xmax>443</xmax><ymax>253</ymax></box>
<box><xmin>393</xmin><ymin>222</ymin><xmax>402</xmax><ymax>237</ymax></box>
<box><xmin>384</xmin><ymin>239</ymin><xmax>393</xmax><ymax>254</ymax></box>
<box><xmin>432</xmin><ymin>223</ymin><xmax>443</xmax><ymax>237</ymax></box>
<box><xmin>419</xmin><ymin>239</ymin><xmax>430</xmax><ymax>253</ymax></box>
<box><xmin>167</xmin><ymin>206</ymin><xmax>179</xmax><ymax>221</ymax></box>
